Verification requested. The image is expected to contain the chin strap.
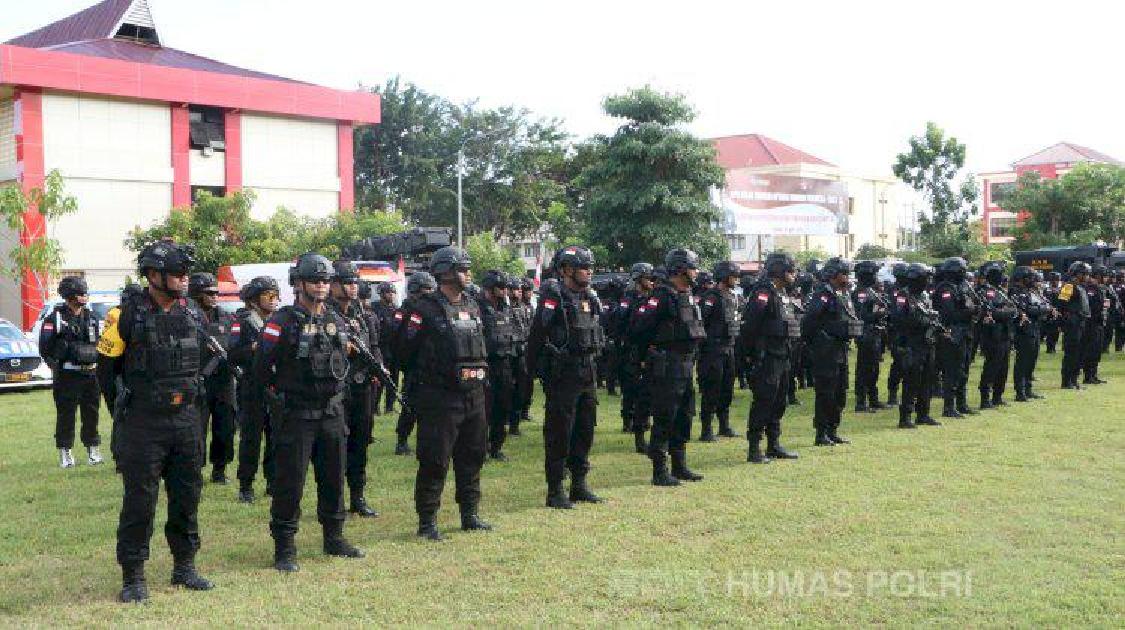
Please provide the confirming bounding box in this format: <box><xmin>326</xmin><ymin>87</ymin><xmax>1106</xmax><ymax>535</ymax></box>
<box><xmin>151</xmin><ymin>271</ymin><xmax>186</xmax><ymax>299</ymax></box>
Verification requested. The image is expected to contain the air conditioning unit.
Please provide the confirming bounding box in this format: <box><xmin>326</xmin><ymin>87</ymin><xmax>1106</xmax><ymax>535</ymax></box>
<box><xmin>201</xmin><ymin>146</ymin><xmax>214</xmax><ymax>157</ymax></box>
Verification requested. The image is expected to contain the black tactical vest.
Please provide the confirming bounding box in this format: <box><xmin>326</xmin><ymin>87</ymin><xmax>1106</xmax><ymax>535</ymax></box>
<box><xmin>703</xmin><ymin>289</ymin><xmax>740</xmax><ymax>344</ymax></box>
<box><xmin>124</xmin><ymin>298</ymin><xmax>201</xmax><ymax>411</ymax></box>
<box><xmin>56</xmin><ymin>306</ymin><xmax>100</xmax><ymax>365</ymax></box>
<box><xmin>653</xmin><ymin>287</ymin><xmax>706</xmax><ymax>347</ymax></box>
<box><xmin>762</xmin><ymin>286</ymin><xmax>801</xmax><ymax>339</ymax></box>
<box><xmin>481</xmin><ymin>300</ymin><xmax>517</xmax><ymax>359</ymax></box>
<box><xmin>420</xmin><ymin>292</ymin><xmax>488</xmax><ymax>389</ymax></box>
<box><xmin>275</xmin><ymin>306</ymin><xmax>349</xmax><ymax>401</ymax></box>
<box><xmin>561</xmin><ymin>287</ymin><xmax>606</xmax><ymax>355</ymax></box>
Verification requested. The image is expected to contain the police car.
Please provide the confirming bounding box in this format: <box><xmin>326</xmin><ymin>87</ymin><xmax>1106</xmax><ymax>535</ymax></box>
<box><xmin>0</xmin><ymin>318</ymin><xmax>52</xmax><ymax>390</ymax></box>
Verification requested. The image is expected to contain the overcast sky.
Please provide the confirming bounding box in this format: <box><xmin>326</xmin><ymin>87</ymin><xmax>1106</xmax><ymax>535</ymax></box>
<box><xmin>4</xmin><ymin>0</ymin><xmax>1123</xmax><ymax>180</ymax></box>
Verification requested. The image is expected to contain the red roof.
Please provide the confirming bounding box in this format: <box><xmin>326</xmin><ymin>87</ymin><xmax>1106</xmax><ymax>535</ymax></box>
<box><xmin>1012</xmin><ymin>142</ymin><xmax>1123</xmax><ymax>168</ymax></box>
<box><xmin>711</xmin><ymin>134</ymin><xmax>835</xmax><ymax>169</ymax></box>
<box><xmin>45</xmin><ymin>38</ymin><xmax>301</xmax><ymax>84</ymax></box>
<box><xmin>7</xmin><ymin>0</ymin><xmax>134</xmax><ymax>49</ymax></box>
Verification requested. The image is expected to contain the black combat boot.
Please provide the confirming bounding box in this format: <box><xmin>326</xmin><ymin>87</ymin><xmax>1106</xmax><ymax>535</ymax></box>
<box><xmin>747</xmin><ymin>435</ymin><xmax>771</xmax><ymax>463</ymax></box>
<box><xmin>323</xmin><ymin>523</ymin><xmax>365</xmax><ymax>558</ymax></box>
<box><xmin>210</xmin><ymin>465</ymin><xmax>228</xmax><ymax>485</ymax></box>
<box><xmin>956</xmin><ymin>390</ymin><xmax>977</xmax><ymax>415</ymax></box>
<box><xmin>569</xmin><ymin>473</ymin><xmax>605</xmax><ymax>503</ymax></box>
<box><xmin>119</xmin><ymin>564</ymin><xmax>149</xmax><ymax>603</ymax></box>
<box><xmin>886</xmin><ymin>386</ymin><xmax>899</xmax><ymax>406</ymax></box>
<box><xmin>717</xmin><ymin>410</ymin><xmax>739</xmax><ymax>438</ymax></box>
<box><xmin>349</xmin><ymin>490</ymin><xmax>378</xmax><ymax>518</ymax></box>
<box><xmin>814</xmin><ymin>425</ymin><xmax>834</xmax><ymax>446</ymax></box>
<box><xmin>898</xmin><ymin>407</ymin><xmax>916</xmax><ymax>429</ymax></box>
<box><xmin>459</xmin><ymin>504</ymin><xmax>493</xmax><ymax>531</ymax></box>
<box><xmin>765</xmin><ymin>432</ymin><xmax>798</xmax><ymax>459</ymax></box>
<box><xmin>991</xmin><ymin>392</ymin><xmax>1007</xmax><ymax>406</ymax></box>
<box><xmin>238</xmin><ymin>484</ymin><xmax>254</xmax><ymax>504</ymax></box>
<box><xmin>394</xmin><ymin>437</ymin><xmax>412</xmax><ymax>455</ymax></box>
<box><xmin>979</xmin><ymin>390</ymin><xmax>994</xmax><ymax>410</ymax></box>
<box><xmin>698</xmin><ymin>413</ymin><xmax>716</xmax><ymax>442</ymax></box>
<box><xmin>546</xmin><ymin>482</ymin><xmax>575</xmax><ymax>509</ymax></box>
<box><xmin>1014</xmin><ymin>381</ymin><xmax>1028</xmax><ymax>402</ymax></box>
<box><xmin>488</xmin><ymin>447</ymin><xmax>508</xmax><ymax>462</ymax></box>
<box><xmin>828</xmin><ymin>424</ymin><xmax>850</xmax><ymax>444</ymax></box>
<box><xmin>942</xmin><ymin>397</ymin><xmax>963</xmax><ymax>418</ymax></box>
<box><xmin>1026</xmin><ymin>385</ymin><xmax>1044</xmax><ymax>400</ymax></box>
<box><xmin>670</xmin><ymin>448</ymin><xmax>703</xmax><ymax>481</ymax></box>
<box><xmin>171</xmin><ymin>557</ymin><xmax>214</xmax><ymax>591</ymax></box>
<box><xmin>854</xmin><ymin>390</ymin><xmax>869</xmax><ymax>413</ymax></box>
<box><xmin>633</xmin><ymin>428</ymin><xmax>648</xmax><ymax>454</ymax></box>
<box><xmin>508</xmin><ymin>423</ymin><xmax>522</xmax><ymax>437</ymax></box>
<box><xmin>651</xmin><ymin>453</ymin><xmax>681</xmax><ymax>486</ymax></box>
<box><xmin>622</xmin><ymin>416</ymin><xmax>632</xmax><ymax>433</ymax></box>
<box><xmin>916</xmin><ymin>415</ymin><xmax>942</xmax><ymax>426</ymax></box>
<box><xmin>273</xmin><ymin>537</ymin><xmax>299</xmax><ymax>572</ymax></box>
<box><xmin>417</xmin><ymin>515</ymin><xmax>443</xmax><ymax>541</ymax></box>
<box><xmin>869</xmin><ymin>390</ymin><xmax>888</xmax><ymax>410</ymax></box>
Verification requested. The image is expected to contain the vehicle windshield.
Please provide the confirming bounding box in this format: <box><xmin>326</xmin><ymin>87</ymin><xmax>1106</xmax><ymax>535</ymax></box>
<box><xmin>0</xmin><ymin>325</ymin><xmax>25</xmax><ymax>341</ymax></box>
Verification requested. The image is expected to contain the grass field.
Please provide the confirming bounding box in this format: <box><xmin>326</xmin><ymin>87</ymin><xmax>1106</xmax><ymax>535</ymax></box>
<box><xmin>0</xmin><ymin>350</ymin><xmax>1122</xmax><ymax>626</ymax></box>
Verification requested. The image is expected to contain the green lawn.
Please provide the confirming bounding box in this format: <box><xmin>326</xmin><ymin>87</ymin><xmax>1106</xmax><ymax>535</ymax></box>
<box><xmin>0</xmin><ymin>350</ymin><xmax>1122</xmax><ymax>626</ymax></box>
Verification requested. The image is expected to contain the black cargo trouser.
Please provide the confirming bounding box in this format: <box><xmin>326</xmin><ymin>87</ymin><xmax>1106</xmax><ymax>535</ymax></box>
<box><xmin>853</xmin><ymin>335</ymin><xmax>883</xmax><ymax>406</ymax></box>
<box><xmin>53</xmin><ymin>369</ymin><xmax>101</xmax><ymax>449</ymax></box>
<box><xmin>646</xmin><ymin>350</ymin><xmax>695</xmax><ymax>461</ymax></box>
<box><xmin>748</xmin><ymin>356</ymin><xmax>789</xmax><ymax>442</ymax></box>
<box><xmin>698</xmin><ymin>345</ymin><xmax>735</xmax><ymax>429</ymax></box>
<box><xmin>620</xmin><ymin>353</ymin><xmax>650</xmax><ymax>432</ymax></box>
<box><xmin>886</xmin><ymin>355</ymin><xmax>902</xmax><ymax>398</ymax></box>
<box><xmin>979</xmin><ymin>338</ymin><xmax>1012</xmax><ymax>398</ymax></box>
<box><xmin>1012</xmin><ymin>332</ymin><xmax>1040</xmax><ymax>393</ymax></box>
<box><xmin>116</xmin><ymin>408</ymin><xmax>202</xmax><ymax>568</ymax></box>
<box><xmin>413</xmin><ymin>383</ymin><xmax>488</xmax><ymax>518</ymax></box>
<box><xmin>200</xmin><ymin>375</ymin><xmax>236</xmax><ymax>469</ymax></box>
<box><xmin>236</xmin><ymin>388</ymin><xmax>274</xmax><ymax>490</ymax></box>
<box><xmin>486</xmin><ymin>359</ymin><xmax>514</xmax><ymax>452</ymax></box>
<box><xmin>269</xmin><ymin>398</ymin><xmax>347</xmax><ymax>541</ymax></box>
<box><xmin>395</xmin><ymin>375</ymin><xmax>418</xmax><ymax>441</ymax></box>
<box><xmin>1061</xmin><ymin>322</ymin><xmax>1084</xmax><ymax>384</ymax></box>
<box><xmin>510</xmin><ymin>352</ymin><xmax>530</xmax><ymax>430</ymax></box>
<box><xmin>543</xmin><ymin>376</ymin><xmax>598</xmax><ymax>486</ymax></box>
<box><xmin>344</xmin><ymin>380</ymin><xmax>375</xmax><ymax>495</ymax></box>
<box><xmin>1043</xmin><ymin>320</ymin><xmax>1060</xmax><ymax>352</ymax></box>
<box><xmin>813</xmin><ymin>358</ymin><xmax>848</xmax><ymax>434</ymax></box>
<box><xmin>936</xmin><ymin>335</ymin><xmax>970</xmax><ymax>408</ymax></box>
<box><xmin>1081</xmin><ymin>321</ymin><xmax>1105</xmax><ymax>381</ymax></box>
<box><xmin>899</xmin><ymin>344</ymin><xmax>934</xmax><ymax>420</ymax></box>
<box><xmin>379</xmin><ymin>357</ymin><xmax>399</xmax><ymax>412</ymax></box>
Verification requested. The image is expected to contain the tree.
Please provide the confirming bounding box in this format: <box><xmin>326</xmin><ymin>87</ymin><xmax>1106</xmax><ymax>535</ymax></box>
<box><xmin>1001</xmin><ymin>163</ymin><xmax>1125</xmax><ymax>250</ymax></box>
<box><xmin>0</xmin><ymin>170</ymin><xmax>78</xmax><ymax>311</ymax></box>
<box><xmin>465</xmin><ymin>231</ymin><xmax>525</xmax><ymax>280</ymax></box>
<box><xmin>892</xmin><ymin>122</ymin><xmax>979</xmax><ymax>250</ymax></box>
<box><xmin>855</xmin><ymin>243</ymin><xmax>892</xmax><ymax>260</ymax></box>
<box><xmin>574</xmin><ymin>86</ymin><xmax>728</xmax><ymax>269</ymax></box>
<box><xmin>126</xmin><ymin>191</ymin><xmax>406</xmax><ymax>273</ymax></box>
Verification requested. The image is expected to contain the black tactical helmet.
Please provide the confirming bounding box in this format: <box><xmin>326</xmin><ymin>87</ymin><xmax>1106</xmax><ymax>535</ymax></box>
<box><xmin>892</xmin><ymin>262</ymin><xmax>909</xmax><ymax>284</ymax></box>
<box><xmin>712</xmin><ymin>261</ymin><xmax>740</xmax><ymax>282</ymax></box>
<box><xmin>904</xmin><ymin>263</ymin><xmax>932</xmax><ymax>282</ymax></box>
<box><xmin>239</xmin><ymin>275</ymin><xmax>280</xmax><ymax>302</ymax></box>
<box><xmin>332</xmin><ymin>260</ymin><xmax>359</xmax><ymax>283</ymax></box>
<box><xmin>938</xmin><ymin>257</ymin><xmax>968</xmax><ymax>280</ymax></box>
<box><xmin>292</xmin><ymin>252</ymin><xmax>333</xmax><ymax>282</ymax></box>
<box><xmin>630</xmin><ymin>262</ymin><xmax>654</xmax><ymax>281</ymax></box>
<box><xmin>188</xmin><ymin>272</ymin><xmax>218</xmax><ymax>295</ymax></box>
<box><xmin>1011</xmin><ymin>265</ymin><xmax>1036</xmax><ymax>283</ymax></box>
<box><xmin>521</xmin><ymin>277</ymin><xmax>534</xmax><ymax>291</ymax></box>
<box><xmin>120</xmin><ymin>283</ymin><xmax>144</xmax><ymax>302</ymax></box>
<box><xmin>805</xmin><ymin>259</ymin><xmax>822</xmax><ymax>275</ymax></box>
<box><xmin>1068</xmin><ymin>261</ymin><xmax>1091</xmax><ymax>276</ymax></box>
<box><xmin>694</xmin><ymin>271</ymin><xmax>714</xmax><ymax>288</ymax></box>
<box><xmin>407</xmin><ymin>272</ymin><xmax>437</xmax><ymax>294</ymax></box>
<box><xmin>506</xmin><ymin>274</ymin><xmax>523</xmax><ymax>290</ymax></box>
<box><xmin>979</xmin><ymin>261</ymin><xmax>1005</xmax><ymax>285</ymax></box>
<box><xmin>555</xmin><ymin>245</ymin><xmax>595</xmax><ymax>271</ymax></box>
<box><xmin>764</xmin><ymin>252</ymin><xmax>797</xmax><ymax>278</ymax></box>
<box><xmin>1034</xmin><ymin>270</ymin><xmax>1044</xmax><ymax>282</ymax></box>
<box><xmin>358</xmin><ymin>280</ymin><xmax>372</xmax><ymax>301</ymax></box>
<box><xmin>378</xmin><ymin>282</ymin><xmax>397</xmax><ymax>295</ymax></box>
<box><xmin>1046</xmin><ymin>271</ymin><xmax>1061</xmax><ymax>281</ymax></box>
<box><xmin>57</xmin><ymin>276</ymin><xmax>88</xmax><ymax>299</ymax></box>
<box><xmin>855</xmin><ymin>260</ymin><xmax>880</xmax><ymax>278</ymax></box>
<box><xmin>137</xmin><ymin>239</ymin><xmax>195</xmax><ymax>275</ymax></box>
<box><xmin>1092</xmin><ymin>264</ymin><xmax>1108</xmax><ymax>277</ymax></box>
<box><xmin>821</xmin><ymin>257</ymin><xmax>853</xmax><ymax>280</ymax></box>
<box><xmin>480</xmin><ymin>269</ymin><xmax>509</xmax><ymax>290</ymax></box>
<box><xmin>430</xmin><ymin>246</ymin><xmax>472</xmax><ymax>276</ymax></box>
<box><xmin>664</xmin><ymin>248</ymin><xmax>699</xmax><ymax>276</ymax></box>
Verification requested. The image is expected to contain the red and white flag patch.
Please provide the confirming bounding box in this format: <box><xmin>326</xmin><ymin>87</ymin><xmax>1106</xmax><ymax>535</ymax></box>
<box><xmin>896</xmin><ymin>296</ymin><xmax>907</xmax><ymax>304</ymax></box>
<box><xmin>757</xmin><ymin>291</ymin><xmax>769</xmax><ymax>303</ymax></box>
<box><xmin>394</xmin><ymin>311</ymin><xmax>404</xmax><ymax>321</ymax></box>
<box><xmin>647</xmin><ymin>297</ymin><xmax>659</xmax><ymax>307</ymax></box>
<box><xmin>43</xmin><ymin>323</ymin><xmax>54</xmax><ymax>331</ymax></box>
<box><xmin>231</xmin><ymin>323</ymin><xmax>241</xmax><ymax>333</ymax></box>
<box><xmin>263</xmin><ymin>323</ymin><xmax>281</xmax><ymax>339</ymax></box>
<box><xmin>543</xmin><ymin>299</ymin><xmax>558</xmax><ymax>310</ymax></box>
<box><xmin>619</xmin><ymin>300</ymin><xmax>629</xmax><ymax>308</ymax></box>
<box><xmin>408</xmin><ymin>313</ymin><xmax>423</xmax><ymax>329</ymax></box>
<box><xmin>941</xmin><ymin>292</ymin><xmax>952</xmax><ymax>299</ymax></box>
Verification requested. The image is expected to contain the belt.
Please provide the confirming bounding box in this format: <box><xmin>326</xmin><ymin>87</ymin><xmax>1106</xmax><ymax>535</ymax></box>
<box><xmin>62</xmin><ymin>362</ymin><xmax>97</xmax><ymax>372</ymax></box>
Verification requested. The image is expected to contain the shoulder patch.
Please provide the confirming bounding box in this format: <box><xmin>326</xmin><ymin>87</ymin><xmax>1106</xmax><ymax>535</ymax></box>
<box><xmin>941</xmin><ymin>291</ymin><xmax>952</xmax><ymax>299</ymax></box>
<box><xmin>986</xmin><ymin>290</ymin><xmax>996</xmax><ymax>298</ymax></box>
<box><xmin>263</xmin><ymin>322</ymin><xmax>282</xmax><ymax>339</ymax></box>
<box><xmin>647</xmin><ymin>297</ymin><xmax>659</xmax><ymax>307</ymax></box>
<box><xmin>543</xmin><ymin>299</ymin><xmax>558</xmax><ymax>310</ymax></box>
<box><xmin>757</xmin><ymin>291</ymin><xmax>770</xmax><ymax>302</ymax></box>
<box><xmin>896</xmin><ymin>296</ymin><xmax>907</xmax><ymax>304</ymax></box>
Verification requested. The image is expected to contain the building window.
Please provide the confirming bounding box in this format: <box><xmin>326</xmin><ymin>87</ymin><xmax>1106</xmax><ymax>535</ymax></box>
<box><xmin>189</xmin><ymin>106</ymin><xmax>226</xmax><ymax>151</ymax></box>
<box><xmin>727</xmin><ymin>235</ymin><xmax>746</xmax><ymax>251</ymax></box>
<box><xmin>523</xmin><ymin>243</ymin><xmax>541</xmax><ymax>258</ymax></box>
<box><xmin>990</xmin><ymin>182</ymin><xmax>1016</xmax><ymax>207</ymax></box>
<box><xmin>989</xmin><ymin>216</ymin><xmax>1017</xmax><ymax>238</ymax></box>
<box><xmin>191</xmin><ymin>186</ymin><xmax>225</xmax><ymax>201</ymax></box>
<box><xmin>60</xmin><ymin>270</ymin><xmax>85</xmax><ymax>280</ymax></box>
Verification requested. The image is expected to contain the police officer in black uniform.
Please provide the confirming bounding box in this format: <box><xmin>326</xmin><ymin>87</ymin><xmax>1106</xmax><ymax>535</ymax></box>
<box><xmin>187</xmin><ymin>273</ymin><xmax>237</xmax><ymax>484</ymax></box>
<box><xmin>1058</xmin><ymin>262</ymin><xmax>1091</xmax><ymax>389</ymax></box>
<box><xmin>371</xmin><ymin>282</ymin><xmax>400</xmax><ymax>414</ymax></box>
<box><xmin>98</xmin><ymin>239</ymin><xmax>212</xmax><ymax>603</ymax></box>
<box><xmin>255</xmin><ymin>253</ymin><xmax>364</xmax><ymax>572</ymax></box>
<box><xmin>1042</xmin><ymin>272</ymin><xmax>1063</xmax><ymax>353</ymax></box>
<box><xmin>804</xmin><ymin>257</ymin><xmax>863</xmax><ymax>446</ymax></box>
<box><xmin>630</xmin><ymin>248</ymin><xmax>706</xmax><ymax>485</ymax></box>
<box><xmin>478</xmin><ymin>270</ymin><xmax>518</xmax><ymax>461</ymax></box>
<box><xmin>1082</xmin><ymin>265</ymin><xmax>1110</xmax><ymax>384</ymax></box>
<box><xmin>852</xmin><ymin>261</ymin><xmax>889</xmax><ymax>413</ymax></box>
<box><xmin>40</xmin><ymin>276</ymin><xmax>103</xmax><ymax>468</ymax></box>
<box><xmin>393</xmin><ymin>272</ymin><xmax>437</xmax><ymax>455</ymax></box>
<box><xmin>616</xmin><ymin>263</ymin><xmax>655</xmax><ymax>452</ymax></box>
<box><xmin>696</xmin><ymin>261</ymin><xmax>742</xmax><ymax>442</ymax></box>
<box><xmin>1009</xmin><ymin>266</ymin><xmax>1052</xmax><ymax>401</ymax></box>
<box><xmin>527</xmin><ymin>246</ymin><xmax>606</xmax><ymax>507</ymax></box>
<box><xmin>975</xmin><ymin>262</ymin><xmax>1020</xmax><ymax>408</ymax></box>
<box><xmin>399</xmin><ymin>246</ymin><xmax>492</xmax><ymax>540</ymax></box>
<box><xmin>889</xmin><ymin>263</ymin><xmax>942</xmax><ymax>429</ymax></box>
<box><xmin>328</xmin><ymin>260</ymin><xmax>382</xmax><ymax>518</ymax></box>
<box><xmin>508</xmin><ymin>274</ymin><xmax>531</xmax><ymax>436</ymax></box>
<box><xmin>230</xmin><ymin>276</ymin><xmax>280</xmax><ymax>503</ymax></box>
<box><xmin>884</xmin><ymin>264</ymin><xmax>908</xmax><ymax>406</ymax></box>
<box><xmin>933</xmin><ymin>257</ymin><xmax>979</xmax><ymax>418</ymax></box>
<box><xmin>740</xmin><ymin>252</ymin><xmax>801</xmax><ymax>463</ymax></box>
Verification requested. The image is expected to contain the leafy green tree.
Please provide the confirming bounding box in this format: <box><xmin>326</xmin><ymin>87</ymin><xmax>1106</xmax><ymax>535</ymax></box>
<box><xmin>892</xmin><ymin>122</ymin><xmax>979</xmax><ymax>251</ymax></box>
<box><xmin>465</xmin><ymin>231</ymin><xmax>525</xmax><ymax>280</ymax></box>
<box><xmin>855</xmin><ymin>243</ymin><xmax>892</xmax><ymax>260</ymax></box>
<box><xmin>575</xmin><ymin>86</ymin><xmax>728</xmax><ymax>269</ymax></box>
<box><xmin>1003</xmin><ymin>163</ymin><xmax>1125</xmax><ymax>247</ymax></box>
<box><xmin>0</xmin><ymin>170</ymin><xmax>79</xmax><ymax>307</ymax></box>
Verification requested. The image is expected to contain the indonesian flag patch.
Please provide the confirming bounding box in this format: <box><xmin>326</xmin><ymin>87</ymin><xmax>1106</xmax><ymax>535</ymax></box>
<box><xmin>263</xmin><ymin>323</ymin><xmax>281</xmax><ymax>339</ymax></box>
<box><xmin>43</xmin><ymin>323</ymin><xmax>54</xmax><ymax>331</ymax></box>
<box><xmin>647</xmin><ymin>297</ymin><xmax>659</xmax><ymax>308</ymax></box>
<box><xmin>858</xmin><ymin>293</ymin><xmax>867</xmax><ymax>302</ymax></box>
<box><xmin>394</xmin><ymin>312</ymin><xmax>404</xmax><ymax>321</ymax></box>
<box><xmin>705</xmin><ymin>298</ymin><xmax>715</xmax><ymax>306</ymax></box>
<box><xmin>619</xmin><ymin>300</ymin><xmax>629</xmax><ymax>308</ymax></box>
<box><xmin>896</xmin><ymin>296</ymin><xmax>907</xmax><ymax>304</ymax></box>
<box><xmin>231</xmin><ymin>322</ymin><xmax>241</xmax><ymax>333</ymax></box>
<box><xmin>757</xmin><ymin>291</ymin><xmax>769</xmax><ymax>303</ymax></box>
<box><xmin>941</xmin><ymin>292</ymin><xmax>952</xmax><ymax>299</ymax></box>
<box><xmin>408</xmin><ymin>312</ymin><xmax>423</xmax><ymax>329</ymax></box>
<box><xmin>986</xmin><ymin>290</ymin><xmax>996</xmax><ymax>298</ymax></box>
<box><xmin>543</xmin><ymin>299</ymin><xmax>558</xmax><ymax>310</ymax></box>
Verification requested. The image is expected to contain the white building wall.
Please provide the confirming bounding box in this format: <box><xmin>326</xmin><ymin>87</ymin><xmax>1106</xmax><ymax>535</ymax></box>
<box><xmin>189</xmin><ymin>149</ymin><xmax>226</xmax><ymax>187</ymax></box>
<box><xmin>41</xmin><ymin>92</ymin><xmax>173</xmax><ymax>292</ymax></box>
<box><xmin>241</xmin><ymin>113</ymin><xmax>339</xmax><ymax>220</ymax></box>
